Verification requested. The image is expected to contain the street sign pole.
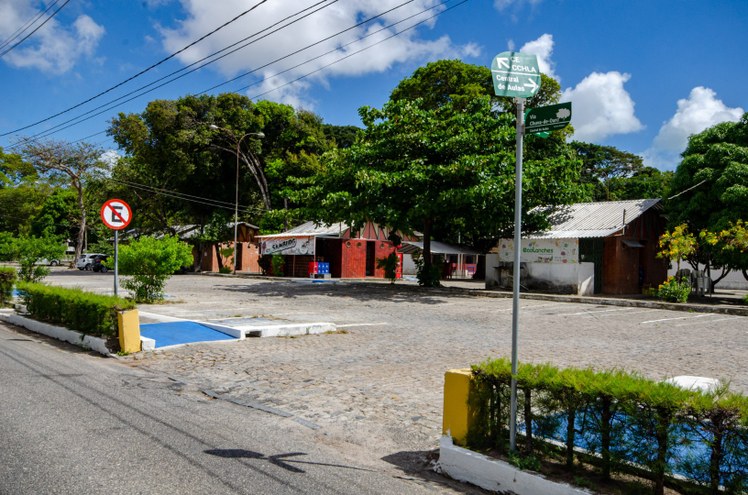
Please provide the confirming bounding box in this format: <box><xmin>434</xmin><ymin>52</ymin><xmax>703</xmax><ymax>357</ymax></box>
<box><xmin>490</xmin><ymin>50</ymin><xmax>540</xmax><ymax>453</ymax></box>
<box><xmin>114</xmin><ymin>230</ymin><xmax>119</xmax><ymax>297</ymax></box>
<box><xmin>509</xmin><ymin>97</ymin><xmax>525</xmax><ymax>451</ymax></box>
<box><xmin>100</xmin><ymin>198</ymin><xmax>132</xmax><ymax>299</ymax></box>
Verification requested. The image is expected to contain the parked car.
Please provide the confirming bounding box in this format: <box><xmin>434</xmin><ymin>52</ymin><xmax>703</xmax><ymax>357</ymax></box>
<box><xmin>36</xmin><ymin>258</ymin><xmax>61</xmax><ymax>266</ymax></box>
<box><xmin>76</xmin><ymin>253</ymin><xmax>106</xmax><ymax>271</ymax></box>
<box><xmin>91</xmin><ymin>255</ymin><xmax>110</xmax><ymax>273</ymax></box>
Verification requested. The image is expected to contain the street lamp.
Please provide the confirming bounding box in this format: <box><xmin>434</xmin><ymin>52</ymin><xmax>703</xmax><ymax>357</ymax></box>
<box><xmin>209</xmin><ymin>124</ymin><xmax>265</xmax><ymax>274</ymax></box>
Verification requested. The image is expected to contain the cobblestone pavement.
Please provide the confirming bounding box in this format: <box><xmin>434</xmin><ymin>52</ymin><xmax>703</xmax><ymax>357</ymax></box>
<box><xmin>45</xmin><ymin>271</ymin><xmax>748</xmax><ymax>489</ymax></box>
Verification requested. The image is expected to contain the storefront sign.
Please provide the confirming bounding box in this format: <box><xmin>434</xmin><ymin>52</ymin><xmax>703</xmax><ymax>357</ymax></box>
<box><xmin>498</xmin><ymin>238</ymin><xmax>578</xmax><ymax>264</ymax></box>
<box><xmin>260</xmin><ymin>236</ymin><xmax>315</xmax><ymax>255</ymax></box>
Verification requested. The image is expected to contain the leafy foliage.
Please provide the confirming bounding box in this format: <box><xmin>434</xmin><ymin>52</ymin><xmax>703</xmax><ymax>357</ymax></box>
<box><xmin>0</xmin><ymin>266</ymin><xmax>16</xmax><ymax>307</ymax></box>
<box><xmin>18</xmin><ymin>282</ymin><xmax>134</xmax><ymax>339</ymax></box>
<box><xmin>375</xmin><ymin>252</ymin><xmax>399</xmax><ymax>284</ymax></box>
<box><xmin>666</xmin><ymin>113</ymin><xmax>748</xmax><ymax>281</ymax></box>
<box><xmin>294</xmin><ymin>60</ymin><xmax>583</xmax><ymax>284</ymax></box>
<box><xmin>571</xmin><ymin>141</ymin><xmax>672</xmax><ymax>201</ymax></box>
<box><xmin>118</xmin><ymin>235</ymin><xmax>193</xmax><ymax>303</ymax></box>
<box><xmin>655</xmin><ymin>276</ymin><xmax>691</xmax><ymax>302</ymax></box>
<box><xmin>469</xmin><ymin>359</ymin><xmax>748</xmax><ymax>494</ymax></box>
<box><xmin>0</xmin><ymin>234</ymin><xmax>66</xmax><ymax>282</ymax></box>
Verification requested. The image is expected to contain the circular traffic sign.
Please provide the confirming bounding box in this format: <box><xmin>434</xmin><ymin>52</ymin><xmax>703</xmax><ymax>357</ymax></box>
<box><xmin>100</xmin><ymin>198</ymin><xmax>132</xmax><ymax>230</ymax></box>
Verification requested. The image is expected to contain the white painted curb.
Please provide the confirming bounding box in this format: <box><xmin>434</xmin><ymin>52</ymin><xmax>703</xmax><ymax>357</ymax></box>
<box><xmin>0</xmin><ymin>311</ymin><xmax>112</xmax><ymax>356</ymax></box>
<box><xmin>435</xmin><ymin>436</ymin><xmax>592</xmax><ymax>495</ymax></box>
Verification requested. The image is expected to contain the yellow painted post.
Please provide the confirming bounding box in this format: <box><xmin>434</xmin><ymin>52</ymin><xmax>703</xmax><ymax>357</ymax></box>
<box><xmin>118</xmin><ymin>309</ymin><xmax>140</xmax><ymax>353</ymax></box>
<box><xmin>442</xmin><ymin>368</ymin><xmax>473</xmax><ymax>446</ymax></box>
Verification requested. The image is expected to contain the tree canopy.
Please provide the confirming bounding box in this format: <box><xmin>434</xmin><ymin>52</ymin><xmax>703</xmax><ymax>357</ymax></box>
<box><xmin>571</xmin><ymin>141</ymin><xmax>672</xmax><ymax>201</ymax></box>
<box><xmin>294</xmin><ymin>59</ymin><xmax>583</xmax><ymax>285</ymax></box>
<box><xmin>665</xmin><ymin>113</ymin><xmax>748</xmax><ymax>280</ymax></box>
<box><xmin>107</xmin><ymin>94</ymin><xmax>336</xmax><ymax>235</ymax></box>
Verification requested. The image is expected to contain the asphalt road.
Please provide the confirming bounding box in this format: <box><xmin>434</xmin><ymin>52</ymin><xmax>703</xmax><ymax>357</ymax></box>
<box><xmin>0</xmin><ymin>322</ymin><xmax>451</xmax><ymax>495</ymax></box>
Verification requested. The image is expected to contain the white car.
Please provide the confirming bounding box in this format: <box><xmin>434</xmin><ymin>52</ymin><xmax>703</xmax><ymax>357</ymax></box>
<box><xmin>76</xmin><ymin>253</ymin><xmax>106</xmax><ymax>271</ymax></box>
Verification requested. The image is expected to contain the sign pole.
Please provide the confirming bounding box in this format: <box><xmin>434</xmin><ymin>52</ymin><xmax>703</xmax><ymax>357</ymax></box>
<box><xmin>509</xmin><ymin>97</ymin><xmax>525</xmax><ymax>452</ymax></box>
<box><xmin>100</xmin><ymin>198</ymin><xmax>132</xmax><ymax>298</ymax></box>
<box><xmin>114</xmin><ymin>229</ymin><xmax>119</xmax><ymax>297</ymax></box>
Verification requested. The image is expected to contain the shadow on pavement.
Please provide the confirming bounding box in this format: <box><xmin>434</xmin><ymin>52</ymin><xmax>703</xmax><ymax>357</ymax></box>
<box><xmin>381</xmin><ymin>449</ymin><xmax>492</xmax><ymax>494</ymax></box>
<box><xmin>214</xmin><ymin>280</ymin><xmax>483</xmax><ymax>305</ymax></box>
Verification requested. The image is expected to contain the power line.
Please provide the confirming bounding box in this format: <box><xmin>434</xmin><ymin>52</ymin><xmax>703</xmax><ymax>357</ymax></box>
<box><xmin>0</xmin><ymin>0</ymin><xmax>62</xmax><ymax>52</ymax></box>
<box><xmin>9</xmin><ymin>0</ymin><xmax>467</xmax><ymax>148</ymax></box>
<box><xmin>9</xmin><ymin>0</ymin><xmax>341</xmax><ymax>146</ymax></box>
<box><xmin>0</xmin><ymin>0</ymin><xmax>69</xmax><ymax>58</ymax></box>
<box><xmin>108</xmin><ymin>177</ymin><xmax>264</xmax><ymax>214</ymax></box>
<box><xmin>0</xmin><ymin>0</ymin><xmax>270</xmax><ymax>137</ymax></box>
<box><xmin>242</xmin><ymin>0</ymin><xmax>467</xmax><ymax>99</ymax></box>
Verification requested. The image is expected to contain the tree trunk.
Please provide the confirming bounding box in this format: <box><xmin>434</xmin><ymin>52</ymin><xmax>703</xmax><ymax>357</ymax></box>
<box><xmin>422</xmin><ymin>218</ymin><xmax>435</xmax><ymax>286</ymax></box>
<box><xmin>566</xmin><ymin>407</ymin><xmax>576</xmax><ymax>470</ymax></box>
<box><xmin>74</xmin><ymin>180</ymin><xmax>86</xmax><ymax>265</ymax></box>
<box><xmin>600</xmin><ymin>396</ymin><xmax>612</xmax><ymax>480</ymax></box>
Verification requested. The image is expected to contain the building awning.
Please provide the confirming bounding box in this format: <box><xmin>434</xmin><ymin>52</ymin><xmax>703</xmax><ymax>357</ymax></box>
<box><xmin>399</xmin><ymin>241</ymin><xmax>482</xmax><ymax>256</ymax></box>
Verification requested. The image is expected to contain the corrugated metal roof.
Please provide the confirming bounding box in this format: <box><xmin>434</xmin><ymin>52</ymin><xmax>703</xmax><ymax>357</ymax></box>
<box><xmin>399</xmin><ymin>241</ymin><xmax>482</xmax><ymax>256</ymax></box>
<box><xmin>257</xmin><ymin>221</ymin><xmax>349</xmax><ymax>239</ymax></box>
<box><xmin>529</xmin><ymin>199</ymin><xmax>661</xmax><ymax>239</ymax></box>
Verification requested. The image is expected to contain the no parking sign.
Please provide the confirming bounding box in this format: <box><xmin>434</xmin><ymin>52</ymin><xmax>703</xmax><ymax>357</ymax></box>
<box><xmin>100</xmin><ymin>199</ymin><xmax>132</xmax><ymax>297</ymax></box>
<box><xmin>100</xmin><ymin>199</ymin><xmax>132</xmax><ymax>230</ymax></box>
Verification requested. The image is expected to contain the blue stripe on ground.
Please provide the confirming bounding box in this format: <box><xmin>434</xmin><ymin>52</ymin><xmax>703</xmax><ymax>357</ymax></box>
<box><xmin>140</xmin><ymin>321</ymin><xmax>236</xmax><ymax>348</ymax></box>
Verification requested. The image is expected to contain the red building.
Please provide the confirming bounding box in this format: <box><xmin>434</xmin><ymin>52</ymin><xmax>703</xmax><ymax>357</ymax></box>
<box><xmin>257</xmin><ymin>221</ymin><xmax>415</xmax><ymax>278</ymax></box>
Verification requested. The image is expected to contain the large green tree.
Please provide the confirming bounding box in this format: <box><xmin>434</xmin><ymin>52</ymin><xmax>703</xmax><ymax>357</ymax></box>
<box><xmin>0</xmin><ymin>147</ymin><xmax>47</xmax><ymax>235</ymax></box>
<box><xmin>571</xmin><ymin>141</ymin><xmax>672</xmax><ymax>201</ymax></box>
<box><xmin>665</xmin><ymin>113</ymin><xmax>748</xmax><ymax>282</ymax></box>
<box><xmin>19</xmin><ymin>139</ymin><xmax>107</xmax><ymax>263</ymax></box>
<box><xmin>295</xmin><ymin>60</ymin><xmax>583</xmax><ymax>285</ymax></box>
<box><xmin>107</xmin><ymin>94</ymin><xmax>334</xmax><ymax>235</ymax></box>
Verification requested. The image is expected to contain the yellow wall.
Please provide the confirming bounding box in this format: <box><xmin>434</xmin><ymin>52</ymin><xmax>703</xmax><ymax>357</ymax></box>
<box><xmin>118</xmin><ymin>309</ymin><xmax>140</xmax><ymax>354</ymax></box>
<box><xmin>442</xmin><ymin>369</ymin><xmax>473</xmax><ymax>445</ymax></box>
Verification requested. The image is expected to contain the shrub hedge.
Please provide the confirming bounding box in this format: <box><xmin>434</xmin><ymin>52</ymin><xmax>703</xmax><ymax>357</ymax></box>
<box><xmin>17</xmin><ymin>282</ymin><xmax>135</xmax><ymax>338</ymax></box>
<box><xmin>469</xmin><ymin>359</ymin><xmax>748</xmax><ymax>495</ymax></box>
<box><xmin>0</xmin><ymin>266</ymin><xmax>16</xmax><ymax>307</ymax></box>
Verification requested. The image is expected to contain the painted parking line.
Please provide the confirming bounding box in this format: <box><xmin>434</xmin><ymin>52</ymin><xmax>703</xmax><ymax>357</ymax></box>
<box><xmin>674</xmin><ymin>316</ymin><xmax>743</xmax><ymax>327</ymax></box>
<box><xmin>557</xmin><ymin>307</ymin><xmax>639</xmax><ymax>316</ymax></box>
<box><xmin>491</xmin><ymin>303</ymin><xmax>569</xmax><ymax>313</ymax></box>
<box><xmin>336</xmin><ymin>322</ymin><xmax>389</xmax><ymax>328</ymax></box>
<box><xmin>640</xmin><ymin>313</ymin><xmax>717</xmax><ymax>325</ymax></box>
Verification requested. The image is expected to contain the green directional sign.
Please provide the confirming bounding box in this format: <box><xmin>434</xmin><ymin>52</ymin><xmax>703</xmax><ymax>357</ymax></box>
<box><xmin>525</xmin><ymin>102</ymin><xmax>572</xmax><ymax>135</ymax></box>
<box><xmin>491</xmin><ymin>51</ymin><xmax>541</xmax><ymax>99</ymax></box>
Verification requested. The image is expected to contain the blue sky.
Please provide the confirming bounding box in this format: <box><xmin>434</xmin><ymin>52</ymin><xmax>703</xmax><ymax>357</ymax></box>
<box><xmin>0</xmin><ymin>0</ymin><xmax>745</xmax><ymax>170</ymax></box>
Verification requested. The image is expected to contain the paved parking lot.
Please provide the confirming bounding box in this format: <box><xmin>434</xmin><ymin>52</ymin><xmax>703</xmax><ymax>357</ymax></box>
<box><xmin>42</xmin><ymin>269</ymin><xmax>748</xmax><ymax>474</ymax></box>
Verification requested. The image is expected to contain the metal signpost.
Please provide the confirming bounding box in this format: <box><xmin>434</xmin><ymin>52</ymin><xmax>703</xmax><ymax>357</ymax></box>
<box><xmin>491</xmin><ymin>51</ymin><xmax>541</xmax><ymax>452</ymax></box>
<box><xmin>100</xmin><ymin>199</ymin><xmax>132</xmax><ymax>297</ymax></box>
<box><xmin>525</xmin><ymin>102</ymin><xmax>572</xmax><ymax>135</ymax></box>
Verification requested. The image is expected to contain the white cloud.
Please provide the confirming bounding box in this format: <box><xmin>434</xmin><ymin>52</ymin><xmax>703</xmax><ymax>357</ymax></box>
<box><xmin>158</xmin><ymin>0</ymin><xmax>478</xmax><ymax>110</ymax></box>
<box><xmin>520</xmin><ymin>33</ymin><xmax>556</xmax><ymax>80</ymax></box>
<box><xmin>643</xmin><ymin>87</ymin><xmax>744</xmax><ymax>169</ymax></box>
<box><xmin>561</xmin><ymin>71</ymin><xmax>643</xmax><ymax>142</ymax></box>
<box><xmin>494</xmin><ymin>0</ymin><xmax>543</xmax><ymax>12</ymax></box>
<box><xmin>0</xmin><ymin>1</ymin><xmax>104</xmax><ymax>74</ymax></box>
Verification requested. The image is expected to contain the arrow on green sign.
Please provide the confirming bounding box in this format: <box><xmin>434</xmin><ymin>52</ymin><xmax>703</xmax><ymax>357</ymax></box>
<box><xmin>491</xmin><ymin>51</ymin><xmax>541</xmax><ymax>99</ymax></box>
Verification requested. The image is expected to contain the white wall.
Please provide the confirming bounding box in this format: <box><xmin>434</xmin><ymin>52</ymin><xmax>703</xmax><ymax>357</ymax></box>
<box><xmin>485</xmin><ymin>254</ymin><xmax>594</xmax><ymax>295</ymax></box>
<box><xmin>668</xmin><ymin>264</ymin><xmax>748</xmax><ymax>290</ymax></box>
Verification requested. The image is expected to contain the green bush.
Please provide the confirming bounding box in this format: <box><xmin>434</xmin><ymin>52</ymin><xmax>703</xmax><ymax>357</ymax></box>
<box><xmin>469</xmin><ymin>359</ymin><xmax>748</xmax><ymax>494</ymax></box>
<box><xmin>376</xmin><ymin>252</ymin><xmax>399</xmax><ymax>283</ymax></box>
<box><xmin>656</xmin><ymin>276</ymin><xmax>691</xmax><ymax>303</ymax></box>
<box><xmin>17</xmin><ymin>282</ymin><xmax>135</xmax><ymax>337</ymax></box>
<box><xmin>271</xmin><ymin>254</ymin><xmax>285</xmax><ymax>276</ymax></box>
<box><xmin>118</xmin><ymin>235</ymin><xmax>193</xmax><ymax>303</ymax></box>
<box><xmin>0</xmin><ymin>266</ymin><xmax>16</xmax><ymax>307</ymax></box>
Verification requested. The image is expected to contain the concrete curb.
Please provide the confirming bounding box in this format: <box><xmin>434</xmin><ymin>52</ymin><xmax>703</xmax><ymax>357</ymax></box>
<box><xmin>435</xmin><ymin>436</ymin><xmax>592</xmax><ymax>495</ymax></box>
<box><xmin>0</xmin><ymin>311</ymin><xmax>112</xmax><ymax>356</ymax></box>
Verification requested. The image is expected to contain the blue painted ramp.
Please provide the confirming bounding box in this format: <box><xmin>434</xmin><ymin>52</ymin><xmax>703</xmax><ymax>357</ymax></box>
<box><xmin>140</xmin><ymin>321</ymin><xmax>236</xmax><ymax>348</ymax></box>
